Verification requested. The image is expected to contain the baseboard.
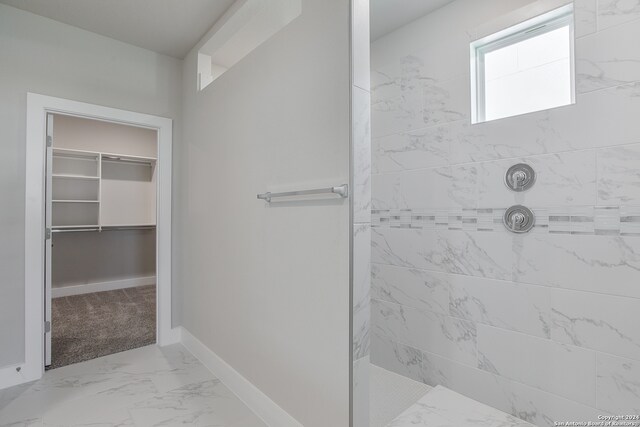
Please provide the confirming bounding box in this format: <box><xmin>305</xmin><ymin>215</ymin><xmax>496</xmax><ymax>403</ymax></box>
<box><xmin>0</xmin><ymin>362</ymin><xmax>40</xmax><ymax>391</ymax></box>
<box><xmin>180</xmin><ymin>327</ymin><xmax>302</xmax><ymax>427</ymax></box>
<box><xmin>160</xmin><ymin>327</ymin><xmax>182</xmax><ymax>346</ymax></box>
<box><xmin>52</xmin><ymin>276</ymin><xmax>156</xmax><ymax>298</ymax></box>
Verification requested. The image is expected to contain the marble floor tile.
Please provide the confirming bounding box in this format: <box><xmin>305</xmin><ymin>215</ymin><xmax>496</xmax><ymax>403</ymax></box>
<box><xmin>388</xmin><ymin>385</ymin><xmax>535</xmax><ymax>427</ymax></box>
<box><xmin>128</xmin><ymin>379</ymin><xmax>266</xmax><ymax>427</ymax></box>
<box><xmin>0</xmin><ymin>344</ymin><xmax>266</xmax><ymax>427</ymax></box>
<box><xmin>43</xmin><ymin>394</ymin><xmax>135</xmax><ymax>426</ymax></box>
<box><xmin>1</xmin><ymin>420</ymin><xmax>42</xmax><ymax>427</ymax></box>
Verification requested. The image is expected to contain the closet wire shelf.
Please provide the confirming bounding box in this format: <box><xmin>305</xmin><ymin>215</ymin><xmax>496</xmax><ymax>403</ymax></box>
<box><xmin>52</xmin><ymin>225</ymin><xmax>156</xmax><ymax>233</ymax></box>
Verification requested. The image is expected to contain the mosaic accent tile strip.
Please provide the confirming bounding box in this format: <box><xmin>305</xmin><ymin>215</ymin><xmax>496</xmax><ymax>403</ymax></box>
<box><xmin>371</xmin><ymin>206</ymin><xmax>640</xmax><ymax>236</ymax></box>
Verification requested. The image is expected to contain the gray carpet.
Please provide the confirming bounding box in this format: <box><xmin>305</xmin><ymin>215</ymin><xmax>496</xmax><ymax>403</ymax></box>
<box><xmin>50</xmin><ymin>285</ymin><xmax>156</xmax><ymax>369</ymax></box>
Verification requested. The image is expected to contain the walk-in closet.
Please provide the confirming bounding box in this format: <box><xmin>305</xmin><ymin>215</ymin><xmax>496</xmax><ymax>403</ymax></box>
<box><xmin>46</xmin><ymin>114</ymin><xmax>158</xmax><ymax>368</ymax></box>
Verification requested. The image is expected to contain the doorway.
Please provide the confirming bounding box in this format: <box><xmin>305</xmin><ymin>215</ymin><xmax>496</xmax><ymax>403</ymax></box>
<box><xmin>23</xmin><ymin>94</ymin><xmax>175</xmax><ymax>381</ymax></box>
<box><xmin>44</xmin><ymin>113</ymin><xmax>159</xmax><ymax>368</ymax></box>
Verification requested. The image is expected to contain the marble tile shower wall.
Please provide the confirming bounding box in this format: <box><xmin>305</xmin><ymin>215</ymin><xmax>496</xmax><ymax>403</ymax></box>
<box><xmin>370</xmin><ymin>1</ymin><xmax>640</xmax><ymax>426</ymax></box>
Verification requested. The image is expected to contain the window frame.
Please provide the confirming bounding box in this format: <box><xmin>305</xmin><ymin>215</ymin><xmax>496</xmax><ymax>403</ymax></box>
<box><xmin>470</xmin><ymin>4</ymin><xmax>575</xmax><ymax>124</ymax></box>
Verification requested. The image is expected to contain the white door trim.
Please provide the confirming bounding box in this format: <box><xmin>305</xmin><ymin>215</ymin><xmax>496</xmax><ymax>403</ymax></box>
<box><xmin>15</xmin><ymin>93</ymin><xmax>175</xmax><ymax>389</ymax></box>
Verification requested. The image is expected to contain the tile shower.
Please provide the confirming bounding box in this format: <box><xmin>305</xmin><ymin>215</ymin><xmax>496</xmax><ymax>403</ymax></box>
<box><xmin>368</xmin><ymin>0</ymin><xmax>640</xmax><ymax>425</ymax></box>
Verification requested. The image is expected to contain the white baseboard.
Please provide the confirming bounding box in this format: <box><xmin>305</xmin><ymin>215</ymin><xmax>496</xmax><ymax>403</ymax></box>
<box><xmin>0</xmin><ymin>363</ymin><xmax>40</xmax><ymax>391</ymax></box>
<box><xmin>52</xmin><ymin>276</ymin><xmax>156</xmax><ymax>298</ymax></box>
<box><xmin>160</xmin><ymin>327</ymin><xmax>183</xmax><ymax>346</ymax></box>
<box><xmin>180</xmin><ymin>327</ymin><xmax>302</xmax><ymax>427</ymax></box>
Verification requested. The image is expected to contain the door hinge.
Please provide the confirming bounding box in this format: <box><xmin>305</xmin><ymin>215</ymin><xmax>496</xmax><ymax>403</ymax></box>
<box><xmin>45</xmin><ymin>228</ymin><xmax>51</xmax><ymax>240</ymax></box>
<box><xmin>46</xmin><ymin>136</ymin><xmax>53</xmax><ymax>147</ymax></box>
<box><xmin>45</xmin><ymin>321</ymin><xmax>51</xmax><ymax>333</ymax></box>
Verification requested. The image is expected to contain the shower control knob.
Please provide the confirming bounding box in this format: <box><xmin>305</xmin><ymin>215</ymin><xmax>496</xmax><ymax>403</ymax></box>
<box><xmin>513</xmin><ymin>171</ymin><xmax>526</xmax><ymax>184</ymax></box>
<box><xmin>512</xmin><ymin>212</ymin><xmax>526</xmax><ymax>224</ymax></box>
<box><xmin>503</xmin><ymin>205</ymin><xmax>535</xmax><ymax>233</ymax></box>
<box><xmin>505</xmin><ymin>163</ymin><xmax>536</xmax><ymax>192</ymax></box>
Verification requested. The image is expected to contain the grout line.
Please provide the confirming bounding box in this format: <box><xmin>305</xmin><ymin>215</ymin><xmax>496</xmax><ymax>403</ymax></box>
<box><xmin>594</xmin><ymin>8</ymin><xmax>640</xmax><ymax>35</ymax></box>
<box><xmin>369</xmin><ymin>260</ymin><xmax>640</xmax><ymax>301</ymax></box>
<box><xmin>594</xmin><ymin>351</ymin><xmax>598</xmax><ymax>410</ymax></box>
<box><xmin>595</xmin><ymin>144</ymin><xmax>600</xmax><ymax>207</ymax></box>
<box><xmin>373</xmin><ymin>281</ymin><xmax>640</xmax><ymax>363</ymax></box>
<box><xmin>353</xmin><ymin>83</ymin><xmax>371</xmax><ymax>94</ymax></box>
<box><xmin>371</xmin><ymin>141</ymin><xmax>640</xmax><ymax>176</ymax></box>
<box><xmin>372</xmin><ymin>76</ymin><xmax>640</xmax><ymax>151</ymax></box>
<box><xmin>375</xmin><ymin>332</ymin><xmax>608</xmax><ymax>414</ymax></box>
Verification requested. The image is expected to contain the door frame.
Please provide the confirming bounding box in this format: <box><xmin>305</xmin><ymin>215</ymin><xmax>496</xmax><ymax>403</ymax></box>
<box><xmin>22</xmin><ymin>93</ymin><xmax>177</xmax><ymax>383</ymax></box>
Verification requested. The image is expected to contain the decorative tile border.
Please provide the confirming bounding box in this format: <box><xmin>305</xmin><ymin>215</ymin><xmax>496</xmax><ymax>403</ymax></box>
<box><xmin>371</xmin><ymin>206</ymin><xmax>640</xmax><ymax>236</ymax></box>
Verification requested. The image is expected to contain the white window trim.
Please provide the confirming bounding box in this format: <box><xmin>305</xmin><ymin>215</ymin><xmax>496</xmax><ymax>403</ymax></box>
<box><xmin>470</xmin><ymin>3</ymin><xmax>575</xmax><ymax>124</ymax></box>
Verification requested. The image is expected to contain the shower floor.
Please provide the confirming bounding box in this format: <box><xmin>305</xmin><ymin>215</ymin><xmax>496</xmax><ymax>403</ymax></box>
<box><xmin>388</xmin><ymin>385</ymin><xmax>535</xmax><ymax>427</ymax></box>
<box><xmin>370</xmin><ymin>364</ymin><xmax>432</xmax><ymax>427</ymax></box>
<box><xmin>371</xmin><ymin>364</ymin><xmax>535</xmax><ymax>427</ymax></box>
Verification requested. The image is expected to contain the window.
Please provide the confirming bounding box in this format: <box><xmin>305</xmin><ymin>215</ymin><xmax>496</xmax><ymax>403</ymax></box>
<box><xmin>470</xmin><ymin>5</ymin><xmax>575</xmax><ymax>124</ymax></box>
<box><xmin>197</xmin><ymin>0</ymin><xmax>301</xmax><ymax>91</ymax></box>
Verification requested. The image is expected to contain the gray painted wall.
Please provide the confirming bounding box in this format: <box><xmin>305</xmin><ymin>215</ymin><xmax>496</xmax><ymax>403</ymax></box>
<box><xmin>179</xmin><ymin>0</ymin><xmax>351</xmax><ymax>424</ymax></box>
<box><xmin>52</xmin><ymin>230</ymin><xmax>156</xmax><ymax>288</ymax></box>
<box><xmin>0</xmin><ymin>3</ymin><xmax>182</xmax><ymax>368</ymax></box>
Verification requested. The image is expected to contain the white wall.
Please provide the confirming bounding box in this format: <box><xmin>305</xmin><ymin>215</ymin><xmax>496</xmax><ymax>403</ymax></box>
<box><xmin>371</xmin><ymin>0</ymin><xmax>640</xmax><ymax>425</ymax></box>
<box><xmin>52</xmin><ymin>114</ymin><xmax>158</xmax><ymax>157</ymax></box>
<box><xmin>52</xmin><ymin>230</ymin><xmax>156</xmax><ymax>289</ymax></box>
<box><xmin>0</xmin><ymin>3</ymin><xmax>182</xmax><ymax>368</ymax></box>
<box><xmin>179</xmin><ymin>0</ymin><xmax>351</xmax><ymax>425</ymax></box>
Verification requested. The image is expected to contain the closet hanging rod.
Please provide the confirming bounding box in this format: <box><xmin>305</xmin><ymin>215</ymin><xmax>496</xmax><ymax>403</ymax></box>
<box><xmin>52</xmin><ymin>153</ymin><xmax>99</xmax><ymax>161</ymax></box>
<box><xmin>52</xmin><ymin>226</ymin><xmax>156</xmax><ymax>233</ymax></box>
<box><xmin>101</xmin><ymin>156</ymin><xmax>155</xmax><ymax>166</ymax></box>
<box><xmin>101</xmin><ymin>225</ymin><xmax>156</xmax><ymax>231</ymax></box>
<box><xmin>52</xmin><ymin>228</ymin><xmax>99</xmax><ymax>233</ymax></box>
<box><xmin>257</xmin><ymin>184</ymin><xmax>348</xmax><ymax>203</ymax></box>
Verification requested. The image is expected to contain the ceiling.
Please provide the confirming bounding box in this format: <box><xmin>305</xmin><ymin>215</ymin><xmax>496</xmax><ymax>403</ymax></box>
<box><xmin>0</xmin><ymin>0</ymin><xmax>236</xmax><ymax>59</ymax></box>
<box><xmin>370</xmin><ymin>0</ymin><xmax>456</xmax><ymax>40</ymax></box>
<box><xmin>0</xmin><ymin>0</ymin><xmax>456</xmax><ymax>55</ymax></box>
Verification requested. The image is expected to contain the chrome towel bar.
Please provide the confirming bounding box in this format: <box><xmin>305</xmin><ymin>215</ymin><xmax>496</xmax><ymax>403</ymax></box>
<box><xmin>257</xmin><ymin>184</ymin><xmax>348</xmax><ymax>203</ymax></box>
